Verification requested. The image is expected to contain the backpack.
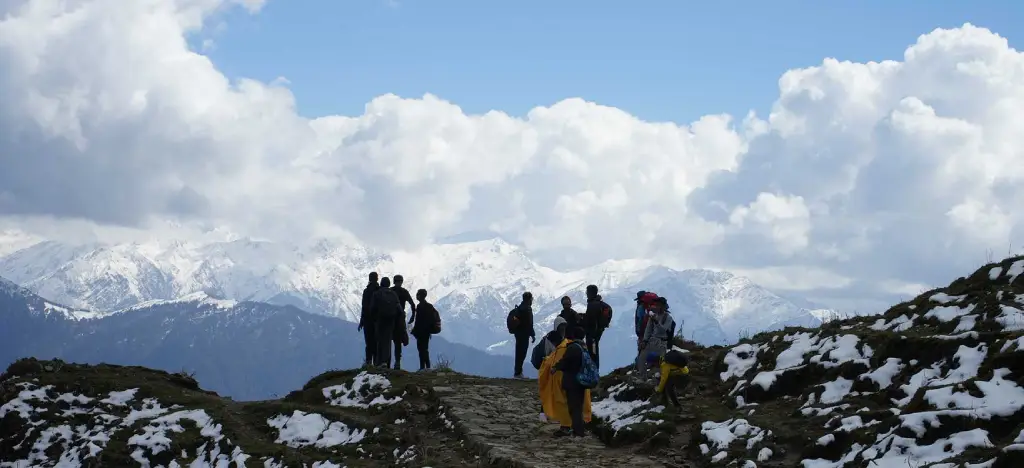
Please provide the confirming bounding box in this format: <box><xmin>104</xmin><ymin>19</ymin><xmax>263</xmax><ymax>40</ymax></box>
<box><xmin>429</xmin><ymin>306</ymin><xmax>442</xmax><ymax>335</ymax></box>
<box><xmin>598</xmin><ymin>301</ymin><xmax>613</xmax><ymax>329</ymax></box>
<box><xmin>374</xmin><ymin>289</ymin><xmax>401</xmax><ymax>320</ymax></box>
<box><xmin>664</xmin><ymin>349</ymin><xmax>689</xmax><ymax>368</ymax></box>
<box><xmin>530</xmin><ymin>340</ymin><xmax>546</xmax><ymax>370</ymax></box>
<box><xmin>506</xmin><ymin>306</ymin><xmax>521</xmax><ymax>334</ymax></box>
<box><xmin>574</xmin><ymin>342</ymin><xmax>600</xmax><ymax>389</ymax></box>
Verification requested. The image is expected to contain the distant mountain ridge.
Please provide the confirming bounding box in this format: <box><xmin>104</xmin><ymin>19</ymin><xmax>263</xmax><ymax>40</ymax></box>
<box><xmin>0</xmin><ymin>276</ymin><xmax>523</xmax><ymax>400</ymax></box>
<box><xmin>0</xmin><ymin>231</ymin><xmax>832</xmax><ymax>370</ymax></box>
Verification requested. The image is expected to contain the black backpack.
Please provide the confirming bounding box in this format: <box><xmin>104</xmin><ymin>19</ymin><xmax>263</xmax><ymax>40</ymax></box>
<box><xmin>430</xmin><ymin>306</ymin><xmax>442</xmax><ymax>335</ymax></box>
<box><xmin>598</xmin><ymin>301</ymin><xmax>613</xmax><ymax>329</ymax></box>
<box><xmin>530</xmin><ymin>340</ymin><xmax>546</xmax><ymax>370</ymax></box>
<box><xmin>506</xmin><ymin>306</ymin><xmax>521</xmax><ymax>334</ymax></box>
<box><xmin>663</xmin><ymin>349</ymin><xmax>689</xmax><ymax>368</ymax></box>
<box><xmin>374</xmin><ymin>289</ymin><xmax>401</xmax><ymax>320</ymax></box>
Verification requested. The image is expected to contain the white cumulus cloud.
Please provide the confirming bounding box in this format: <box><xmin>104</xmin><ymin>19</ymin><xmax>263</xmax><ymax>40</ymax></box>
<box><xmin>0</xmin><ymin>0</ymin><xmax>1022</xmax><ymax>309</ymax></box>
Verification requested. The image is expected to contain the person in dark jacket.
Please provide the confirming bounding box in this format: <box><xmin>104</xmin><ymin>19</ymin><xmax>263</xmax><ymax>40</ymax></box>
<box><xmin>583</xmin><ymin>284</ymin><xmax>611</xmax><ymax>367</ymax></box>
<box><xmin>552</xmin><ymin>326</ymin><xmax>588</xmax><ymax>437</ymax></box>
<box><xmin>369</xmin><ymin>277</ymin><xmax>401</xmax><ymax>368</ymax></box>
<box><xmin>409</xmin><ymin>288</ymin><xmax>438</xmax><ymax>370</ymax></box>
<box><xmin>557</xmin><ymin>296</ymin><xmax>581</xmax><ymax>328</ymax></box>
<box><xmin>391</xmin><ymin>275</ymin><xmax>416</xmax><ymax>371</ymax></box>
<box><xmin>357</xmin><ymin>272</ymin><xmax>380</xmax><ymax>367</ymax></box>
<box><xmin>512</xmin><ymin>291</ymin><xmax>536</xmax><ymax>379</ymax></box>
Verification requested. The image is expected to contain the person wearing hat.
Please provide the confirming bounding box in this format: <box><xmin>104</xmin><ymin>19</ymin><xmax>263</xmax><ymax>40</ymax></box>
<box><xmin>634</xmin><ymin>291</ymin><xmax>657</xmax><ymax>348</ymax></box>
<box><xmin>636</xmin><ymin>296</ymin><xmax>676</xmax><ymax>380</ymax></box>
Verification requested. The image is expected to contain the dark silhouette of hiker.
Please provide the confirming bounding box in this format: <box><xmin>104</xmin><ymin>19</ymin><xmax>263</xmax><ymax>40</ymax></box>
<box><xmin>558</xmin><ymin>296</ymin><xmax>581</xmax><ymax>328</ymax></box>
<box><xmin>369</xmin><ymin>276</ymin><xmax>401</xmax><ymax>368</ymax></box>
<box><xmin>358</xmin><ymin>272</ymin><xmax>380</xmax><ymax>367</ymax></box>
<box><xmin>583</xmin><ymin>284</ymin><xmax>612</xmax><ymax>367</ymax></box>
<box><xmin>391</xmin><ymin>275</ymin><xmax>415</xmax><ymax>371</ymax></box>
<box><xmin>410</xmin><ymin>288</ymin><xmax>440</xmax><ymax>370</ymax></box>
<box><xmin>509</xmin><ymin>291</ymin><xmax>535</xmax><ymax>379</ymax></box>
<box><xmin>552</xmin><ymin>326</ymin><xmax>588</xmax><ymax>437</ymax></box>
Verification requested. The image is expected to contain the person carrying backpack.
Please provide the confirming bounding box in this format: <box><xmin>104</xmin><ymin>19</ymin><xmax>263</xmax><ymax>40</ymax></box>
<box><xmin>551</xmin><ymin>326</ymin><xmax>594</xmax><ymax>437</ymax></box>
<box><xmin>358</xmin><ymin>272</ymin><xmax>380</xmax><ymax>367</ymax></box>
<box><xmin>636</xmin><ymin>296</ymin><xmax>676</xmax><ymax>380</ymax></box>
<box><xmin>583</xmin><ymin>285</ymin><xmax>612</xmax><ymax>367</ymax></box>
<box><xmin>369</xmin><ymin>277</ymin><xmax>402</xmax><ymax>368</ymax></box>
<box><xmin>507</xmin><ymin>292</ymin><xmax>536</xmax><ymax>379</ymax></box>
<box><xmin>647</xmin><ymin>348</ymin><xmax>690</xmax><ymax>412</ymax></box>
<box><xmin>634</xmin><ymin>291</ymin><xmax>657</xmax><ymax>348</ymax></box>
<box><xmin>391</xmin><ymin>275</ymin><xmax>416</xmax><ymax>371</ymax></box>
<box><xmin>409</xmin><ymin>288</ymin><xmax>441</xmax><ymax>371</ymax></box>
<box><xmin>531</xmin><ymin>316</ymin><xmax>567</xmax><ymax>371</ymax></box>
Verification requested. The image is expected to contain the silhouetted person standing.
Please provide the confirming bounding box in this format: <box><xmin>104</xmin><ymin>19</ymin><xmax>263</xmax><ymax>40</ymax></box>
<box><xmin>369</xmin><ymin>276</ymin><xmax>401</xmax><ymax>368</ymax></box>
<box><xmin>583</xmin><ymin>284</ymin><xmax>612</xmax><ymax>367</ymax></box>
<box><xmin>358</xmin><ymin>272</ymin><xmax>380</xmax><ymax>367</ymax></box>
<box><xmin>509</xmin><ymin>291</ymin><xmax>535</xmax><ymax>379</ymax></box>
<box><xmin>391</xmin><ymin>275</ymin><xmax>416</xmax><ymax>371</ymax></box>
<box><xmin>410</xmin><ymin>288</ymin><xmax>440</xmax><ymax>370</ymax></box>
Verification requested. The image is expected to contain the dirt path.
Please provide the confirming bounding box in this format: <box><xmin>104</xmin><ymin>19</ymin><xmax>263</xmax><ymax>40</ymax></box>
<box><xmin>433</xmin><ymin>377</ymin><xmax>668</xmax><ymax>468</ymax></box>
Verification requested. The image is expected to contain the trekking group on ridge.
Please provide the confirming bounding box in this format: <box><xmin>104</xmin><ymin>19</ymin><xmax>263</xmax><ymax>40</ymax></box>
<box><xmin>359</xmin><ymin>272</ymin><xmax>442</xmax><ymax>371</ymax></box>
<box><xmin>358</xmin><ymin>273</ymin><xmax>691</xmax><ymax>438</ymax></box>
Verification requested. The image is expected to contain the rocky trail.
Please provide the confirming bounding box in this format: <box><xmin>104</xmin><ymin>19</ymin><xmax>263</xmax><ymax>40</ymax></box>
<box><xmin>434</xmin><ymin>377</ymin><xmax>672</xmax><ymax>467</ymax></box>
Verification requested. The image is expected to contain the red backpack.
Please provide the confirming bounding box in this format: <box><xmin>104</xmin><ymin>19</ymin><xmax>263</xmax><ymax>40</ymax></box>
<box><xmin>639</xmin><ymin>292</ymin><xmax>658</xmax><ymax>332</ymax></box>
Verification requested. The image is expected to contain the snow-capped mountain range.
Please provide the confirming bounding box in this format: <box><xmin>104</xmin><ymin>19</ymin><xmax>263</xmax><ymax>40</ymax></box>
<box><xmin>0</xmin><ymin>230</ymin><xmax>833</xmax><ymax>370</ymax></box>
<box><xmin>0</xmin><ymin>276</ymin><xmax>521</xmax><ymax>399</ymax></box>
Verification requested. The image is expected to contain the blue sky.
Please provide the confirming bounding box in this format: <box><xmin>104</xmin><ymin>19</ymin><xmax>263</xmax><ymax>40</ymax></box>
<box><xmin>201</xmin><ymin>1</ymin><xmax>1022</xmax><ymax>125</ymax></box>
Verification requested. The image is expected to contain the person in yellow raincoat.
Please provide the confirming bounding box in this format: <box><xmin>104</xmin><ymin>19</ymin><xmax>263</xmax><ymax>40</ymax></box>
<box><xmin>538</xmin><ymin>326</ymin><xmax>592</xmax><ymax>436</ymax></box>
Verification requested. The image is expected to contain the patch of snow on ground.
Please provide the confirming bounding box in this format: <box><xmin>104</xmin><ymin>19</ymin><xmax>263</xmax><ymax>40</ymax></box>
<box><xmin>700</xmin><ymin>418</ymin><xmax>773</xmax><ymax>466</ymax></box>
<box><xmin>322</xmin><ymin>371</ymin><xmax>403</xmax><ymax>408</ymax></box>
<box><xmin>592</xmin><ymin>382</ymin><xmax>665</xmax><ymax>432</ymax></box>
<box><xmin>0</xmin><ymin>382</ymin><xmax>249</xmax><ymax>467</ymax></box>
<box><xmin>267</xmin><ymin>410</ymin><xmax>367</xmax><ymax>448</ymax></box>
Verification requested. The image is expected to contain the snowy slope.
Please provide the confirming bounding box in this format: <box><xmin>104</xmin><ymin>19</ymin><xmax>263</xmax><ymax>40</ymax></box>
<box><xmin>0</xmin><ymin>231</ymin><xmax>829</xmax><ymax>368</ymax></box>
<box><xmin>590</xmin><ymin>255</ymin><xmax>1024</xmax><ymax>467</ymax></box>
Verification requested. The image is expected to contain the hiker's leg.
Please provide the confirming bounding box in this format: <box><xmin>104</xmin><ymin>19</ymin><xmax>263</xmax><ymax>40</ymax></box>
<box><xmin>514</xmin><ymin>335</ymin><xmax>528</xmax><ymax>376</ymax></box>
<box><xmin>417</xmin><ymin>336</ymin><xmax>430</xmax><ymax>369</ymax></box>
<box><xmin>565</xmin><ymin>384</ymin><xmax>586</xmax><ymax>436</ymax></box>
<box><xmin>393</xmin><ymin>338</ymin><xmax>402</xmax><ymax>370</ymax></box>
<box><xmin>363</xmin><ymin>325</ymin><xmax>376</xmax><ymax>366</ymax></box>
<box><xmin>592</xmin><ymin>329</ymin><xmax>603</xmax><ymax>367</ymax></box>
<box><xmin>665</xmin><ymin>377</ymin><xmax>680</xmax><ymax>408</ymax></box>
<box><xmin>375</xmin><ymin>319</ymin><xmax>394</xmax><ymax>368</ymax></box>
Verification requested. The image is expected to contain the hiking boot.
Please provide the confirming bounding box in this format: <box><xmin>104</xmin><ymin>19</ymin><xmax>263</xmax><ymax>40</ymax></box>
<box><xmin>552</xmin><ymin>427</ymin><xmax>571</xmax><ymax>438</ymax></box>
<box><xmin>513</xmin><ymin>373</ymin><xmax>525</xmax><ymax>379</ymax></box>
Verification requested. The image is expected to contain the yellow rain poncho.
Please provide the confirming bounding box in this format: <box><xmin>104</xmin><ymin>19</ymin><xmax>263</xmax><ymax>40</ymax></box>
<box><xmin>538</xmin><ymin>339</ymin><xmax>592</xmax><ymax>425</ymax></box>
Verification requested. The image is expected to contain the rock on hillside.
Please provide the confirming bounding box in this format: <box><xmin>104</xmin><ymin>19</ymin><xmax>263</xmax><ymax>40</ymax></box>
<box><xmin>587</xmin><ymin>255</ymin><xmax>1024</xmax><ymax>467</ymax></box>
